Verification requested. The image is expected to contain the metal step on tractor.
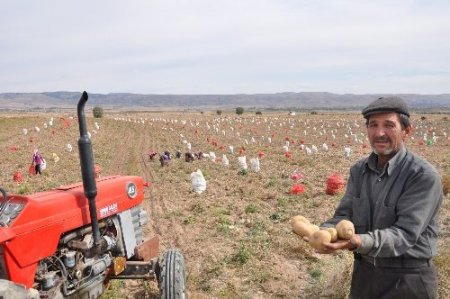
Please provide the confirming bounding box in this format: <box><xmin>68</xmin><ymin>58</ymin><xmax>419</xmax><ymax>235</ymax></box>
<box><xmin>0</xmin><ymin>92</ymin><xmax>187</xmax><ymax>299</ymax></box>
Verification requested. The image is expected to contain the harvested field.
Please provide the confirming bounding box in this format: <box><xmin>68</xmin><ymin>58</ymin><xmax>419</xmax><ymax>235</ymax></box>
<box><xmin>1</xmin><ymin>110</ymin><xmax>449</xmax><ymax>298</ymax></box>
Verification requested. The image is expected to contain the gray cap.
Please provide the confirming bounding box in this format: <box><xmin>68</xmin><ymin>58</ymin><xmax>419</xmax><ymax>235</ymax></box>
<box><xmin>362</xmin><ymin>96</ymin><xmax>410</xmax><ymax>119</ymax></box>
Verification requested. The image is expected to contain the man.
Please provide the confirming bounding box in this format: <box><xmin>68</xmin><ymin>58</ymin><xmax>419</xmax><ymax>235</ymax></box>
<box><xmin>319</xmin><ymin>97</ymin><xmax>443</xmax><ymax>298</ymax></box>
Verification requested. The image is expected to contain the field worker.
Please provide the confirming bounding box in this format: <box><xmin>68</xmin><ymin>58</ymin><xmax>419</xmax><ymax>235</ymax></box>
<box><xmin>32</xmin><ymin>149</ymin><xmax>45</xmax><ymax>175</ymax></box>
<box><xmin>317</xmin><ymin>97</ymin><xmax>443</xmax><ymax>298</ymax></box>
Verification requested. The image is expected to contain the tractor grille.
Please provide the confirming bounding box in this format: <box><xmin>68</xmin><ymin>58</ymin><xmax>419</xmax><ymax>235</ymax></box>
<box><xmin>130</xmin><ymin>206</ymin><xmax>148</xmax><ymax>244</ymax></box>
<box><xmin>118</xmin><ymin>206</ymin><xmax>149</xmax><ymax>258</ymax></box>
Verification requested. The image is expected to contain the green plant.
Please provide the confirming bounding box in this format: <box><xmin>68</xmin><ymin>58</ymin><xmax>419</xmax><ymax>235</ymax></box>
<box><xmin>245</xmin><ymin>204</ymin><xmax>258</xmax><ymax>214</ymax></box>
<box><xmin>101</xmin><ymin>280</ymin><xmax>126</xmax><ymax>298</ymax></box>
<box><xmin>232</xmin><ymin>243</ymin><xmax>252</xmax><ymax>265</ymax></box>
<box><xmin>93</xmin><ymin>106</ymin><xmax>104</xmax><ymax>118</ymax></box>
<box><xmin>183</xmin><ymin>215</ymin><xmax>196</xmax><ymax>224</ymax></box>
<box><xmin>201</xmin><ymin>168</ymin><xmax>210</xmax><ymax>179</ymax></box>
<box><xmin>236</xmin><ymin>107</ymin><xmax>244</xmax><ymax>115</ymax></box>
<box><xmin>277</xmin><ymin>197</ymin><xmax>293</xmax><ymax>209</ymax></box>
<box><xmin>216</xmin><ymin>223</ymin><xmax>232</xmax><ymax>234</ymax></box>
<box><xmin>216</xmin><ymin>214</ymin><xmax>232</xmax><ymax>225</ymax></box>
<box><xmin>269</xmin><ymin>213</ymin><xmax>282</xmax><ymax>221</ymax></box>
<box><xmin>216</xmin><ymin>110</ymin><xmax>222</xmax><ymax>115</ymax></box>
<box><xmin>191</xmin><ymin>201</ymin><xmax>206</xmax><ymax>214</ymax></box>
<box><xmin>238</xmin><ymin>169</ymin><xmax>248</xmax><ymax>176</ymax></box>
<box><xmin>265</xmin><ymin>178</ymin><xmax>277</xmax><ymax>187</ymax></box>
<box><xmin>18</xmin><ymin>184</ymin><xmax>31</xmax><ymax>195</ymax></box>
<box><xmin>247</xmin><ymin>220</ymin><xmax>267</xmax><ymax>237</ymax></box>
<box><xmin>309</xmin><ymin>268</ymin><xmax>322</xmax><ymax>279</ymax></box>
<box><xmin>248</xmin><ymin>268</ymin><xmax>275</xmax><ymax>284</ymax></box>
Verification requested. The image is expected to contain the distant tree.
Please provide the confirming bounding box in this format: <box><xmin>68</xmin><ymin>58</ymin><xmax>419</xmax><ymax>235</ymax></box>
<box><xmin>236</xmin><ymin>107</ymin><xmax>244</xmax><ymax>115</ymax></box>
<box><xmin>216</xmin><ymin>110</ymin><xmax>222</xmax><ymax>115</ymax></box>
<box><xmin>310</xmin><ymin>111</ymin><xmax>318</xmax><ymax>115</ymax></box>
<box><xmin>255</xmin><ymin>111</ymin><xmax>262</xmax><ymax>115</ymax></box>
<box><xmin>93</xmin><ymin>106</ymin><xmax>104</xmax><ymax>118</ymax></box>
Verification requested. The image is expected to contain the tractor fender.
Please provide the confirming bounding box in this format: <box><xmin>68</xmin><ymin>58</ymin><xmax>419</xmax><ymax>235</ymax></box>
<box><xmin>0</xmin><ymin>228</ymin><xmax>16</xmax><ymax>243</ymax></box>
<box><xmin>5</xmin><ymin>224</ymin><xmax>62</xmax><ymax>267</ymax></box>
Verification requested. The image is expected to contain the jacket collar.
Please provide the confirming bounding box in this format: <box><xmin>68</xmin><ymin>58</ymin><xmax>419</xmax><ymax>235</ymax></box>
<box><xmin>365</xmin><ymin>146</ymin><xmax>407</xmax><ymax>176</ymax></box>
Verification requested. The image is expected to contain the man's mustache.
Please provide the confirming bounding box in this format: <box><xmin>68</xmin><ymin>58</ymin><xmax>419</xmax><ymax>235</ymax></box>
<box><xmin>374</xmin><ymin>137</ymin><xmax>390</xmax><ymax>142</ymax></box>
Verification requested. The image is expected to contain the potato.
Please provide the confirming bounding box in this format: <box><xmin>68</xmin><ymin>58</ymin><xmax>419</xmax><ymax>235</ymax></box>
<box><xmin>290</xmin><ymin>215</ymin><xmax>310</xmax><ymax>225</ymax></box>
<box><xmin>309</xmin><ymin>230</ymin><xmax>332</xmax><ymax>250</ymax></box>
<box><xmin>324</xmin><ymin>227</ymin><xmax>338</xmax><ymax>242</ymax></box>
<box><xmin>309</xmin><ymin>224</ymin><xmax>320</xmax><ymax>235</ymax></box>
<box><xmin>292</xmin><ymin>221</ymin><xmax>319</xmax><ymax>237</ymax></box>
<box><xmin>336</xmin><ymin>219</ymin><xmax>355</xmax><ymax>240</ymax></box>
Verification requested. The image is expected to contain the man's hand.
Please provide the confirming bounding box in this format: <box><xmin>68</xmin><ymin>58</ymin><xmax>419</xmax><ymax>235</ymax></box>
<box><xmin>303</xmin><ymin>234</ymin><xmax>361</xmax><ymax>254</ymax></box>
<box><xmin>323</xmin><ymin>234</ymin><xmax>361</xmax><ymax>253</ymax></box>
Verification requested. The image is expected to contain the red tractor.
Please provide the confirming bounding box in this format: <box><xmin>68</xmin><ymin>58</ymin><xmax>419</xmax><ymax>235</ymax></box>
<box><xmin>0</xmin><ymin>92</ymin><xmax>187</xmax><ymax>298</ymax></box>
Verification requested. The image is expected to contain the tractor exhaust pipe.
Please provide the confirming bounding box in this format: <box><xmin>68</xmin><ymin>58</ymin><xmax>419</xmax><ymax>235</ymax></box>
<box><xmin>77</xmin><ymin>91</ymin><xmax>101</xmax><ymax>248</ymax></box>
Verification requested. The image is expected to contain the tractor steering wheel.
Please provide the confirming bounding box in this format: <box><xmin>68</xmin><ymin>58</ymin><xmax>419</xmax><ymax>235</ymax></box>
<box><xmin>0</xmin><ymin>188</ymin><xmax>7</xmax><ymax>214</ymax></box>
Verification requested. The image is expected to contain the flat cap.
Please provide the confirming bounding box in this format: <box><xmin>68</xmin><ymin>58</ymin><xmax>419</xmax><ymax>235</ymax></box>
<box><xmin>362</xmin><ymin>96</ymin><xmax>410</xmax><ymax>118</ymax></box>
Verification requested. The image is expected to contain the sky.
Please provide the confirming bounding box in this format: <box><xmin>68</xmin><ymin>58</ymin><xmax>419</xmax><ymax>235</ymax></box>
<box><xmin>1</xmin><ymin>0</ymin><xmax>450</xmax><ymax>95</ymax></box>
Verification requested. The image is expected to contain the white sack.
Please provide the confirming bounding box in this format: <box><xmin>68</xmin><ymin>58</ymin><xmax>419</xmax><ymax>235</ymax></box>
<box><xmin>191</xmin><ymin>169</ymin><xmax>207</xmax><ymax>194</ymax></box>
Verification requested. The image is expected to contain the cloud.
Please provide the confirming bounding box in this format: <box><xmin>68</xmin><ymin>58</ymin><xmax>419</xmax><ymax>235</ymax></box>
<box><xmin>1</xmin><ymin>0</ymin><xmax>450</xmax><ymax>94</ymax></box>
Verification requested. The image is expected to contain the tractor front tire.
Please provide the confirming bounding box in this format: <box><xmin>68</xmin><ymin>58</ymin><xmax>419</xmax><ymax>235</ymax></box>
<box><xmin>158</xmin><ymin>249</ymin><xmax>188</xmax><ymax>299</ymax></box>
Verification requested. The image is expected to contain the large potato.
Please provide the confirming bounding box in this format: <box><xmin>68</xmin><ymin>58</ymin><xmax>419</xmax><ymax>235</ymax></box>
<box><xmin>310</xmin><ymin>230</ymin><xmax>332</xmax><ymax>250</ymax></box>
<box><xmin>292</xmin><ymin>221</ymin><xmax>319</xmax><ymax>238</ymax></box>
<box><xmin>336</xmin><ymin>219</ymin><xmax>355</xmax><ymax>240</ymax></box>
<box><xmin>290</xmin><ymin>215</ymin><xmax>310</xmax><ymax>225</ymax></box>
<box><xmin>324</xmin><ymin>227</ymin><xmax>338</xmax><ymax>242</ymax></box>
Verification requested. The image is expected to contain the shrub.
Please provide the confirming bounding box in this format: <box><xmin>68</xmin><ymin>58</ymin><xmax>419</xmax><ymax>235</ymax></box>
<box><xmin>93</xmin><ymin>106</ymin><xmax>104</xmax><ymax>118</ymax></box>
<box><xmin>255</xmin><ymin>111</ymin><xmax>262</xmax><ymax>115</ymax></box>
<box><xmin>236</xmin><ymin>107</ymin><xmax>244</xmax><ymax>115</ymax></box>
<box><xmin>216</xmin><ymin>110</ymin><xmax>222</xmax><ymax>115</ymax></box>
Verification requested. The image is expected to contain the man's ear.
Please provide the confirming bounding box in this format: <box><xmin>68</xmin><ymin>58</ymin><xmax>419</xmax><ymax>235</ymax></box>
<box><xmin>403</xmin><ymin>126</ymin><xmax>412</xmax><ymax>140</ymax></box>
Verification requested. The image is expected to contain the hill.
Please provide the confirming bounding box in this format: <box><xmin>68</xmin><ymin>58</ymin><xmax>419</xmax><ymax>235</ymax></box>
<box><xmin>1</xmin><ymin>91</ymin><xmax>449</xmax><ymax>112</ymax></box>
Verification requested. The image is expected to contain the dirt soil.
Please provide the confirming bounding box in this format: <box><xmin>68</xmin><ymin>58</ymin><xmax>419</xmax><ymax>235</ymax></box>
<box><xmin>1</xmin><ymin>111</ymin><xmax>449</xmax><ymax>299</ymax></box>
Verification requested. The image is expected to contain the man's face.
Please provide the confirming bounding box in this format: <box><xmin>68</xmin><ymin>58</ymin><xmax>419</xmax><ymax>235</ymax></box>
<box><xmin>367</xmin><ymin>112</ymin><xmax>410</xmax><ymax>156</ymax></box>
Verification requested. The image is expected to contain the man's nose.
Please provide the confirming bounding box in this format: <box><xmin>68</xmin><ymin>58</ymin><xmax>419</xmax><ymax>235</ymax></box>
<box><xmin>373</xmin><ymin>128</ymin><xmax>387</xmax><ymax>136</ymax></box>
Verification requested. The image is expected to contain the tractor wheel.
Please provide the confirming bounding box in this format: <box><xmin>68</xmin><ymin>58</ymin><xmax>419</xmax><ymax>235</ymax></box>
<box><xmin>158</xmin><ymin>249</ymin><xmax>188</xmax><ymax>299</ymax></box>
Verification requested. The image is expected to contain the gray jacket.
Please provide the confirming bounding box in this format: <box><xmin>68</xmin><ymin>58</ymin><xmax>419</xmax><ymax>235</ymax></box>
<box><xmin>322</xmin><ymin>147</ymin><xmax>443</xmax><ymax>259</ymax></box>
